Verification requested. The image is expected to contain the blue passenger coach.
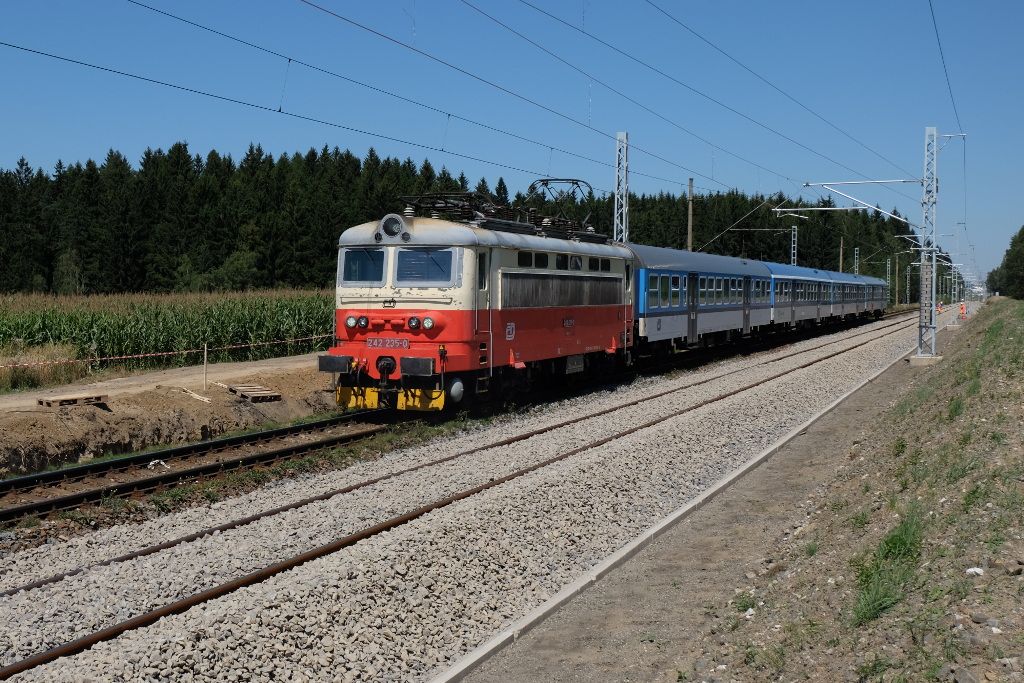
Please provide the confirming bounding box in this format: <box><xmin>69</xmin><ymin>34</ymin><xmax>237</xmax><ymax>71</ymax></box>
<box><xmin>630</xmin><ymin>244</ymin><xmax>771</xmax><ymax>347</ymax></box>
<box><xmin>629</xmin><ymin>244</ymin><xmax>887</xmax><ymax>353</ymax></box>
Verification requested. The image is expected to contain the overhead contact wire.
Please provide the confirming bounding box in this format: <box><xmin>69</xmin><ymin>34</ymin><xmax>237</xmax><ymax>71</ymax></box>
<box><xmin>294</xmin><ymin>0</ymin><xmax>729</xmax><ymax>188</ymax></box>
<box><xmin>639</xmin><ymin>0</ymin><xmax>919</xmax><ymax>179</ymax></box>
<box><xmin>0</xmin><ymin>41</ymin><xmax>564</xmax><ymax>183</ymax></box>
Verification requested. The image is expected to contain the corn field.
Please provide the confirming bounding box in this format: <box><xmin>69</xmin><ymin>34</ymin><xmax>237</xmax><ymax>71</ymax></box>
<box><xmin>0</xmin><ymin>290</ymin><xmax>333</xmax><ymax>390</ymax></box>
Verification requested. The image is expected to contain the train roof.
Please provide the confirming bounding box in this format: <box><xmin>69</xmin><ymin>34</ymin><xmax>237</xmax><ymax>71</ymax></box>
<box><xmin>829</xmin><ymin>270</ymin><xmax>887</xmax><ymax>286</ymax></box>
<box><xmin>763</xmin><ymin>262</ymin><xmax>886</xmax><ymax>286</ymax></box>
<box><xmin>339</xmin><ymin>217</ymin><xmax>634</xmax><ymax>259</ymax></box>
<box><xmin>626</xmin><ymin>243</ymin><xmax>771</xmax><ymax>277</ymax></box>
<box><xmin>760</xmin><ymin>262</ymin><xmax>833</xmax><ymax>280</ymax></box>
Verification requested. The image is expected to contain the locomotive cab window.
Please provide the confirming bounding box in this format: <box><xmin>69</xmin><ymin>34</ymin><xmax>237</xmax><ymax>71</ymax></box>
<box><xmin>395</xmin><ymin>247</ymin><xmax>455</xmax><ymax>285</ymax></box>
<box><xmin>341</xmin><ymin>247</ymin><xmax>385</xmax><ymax>284</ymax></box>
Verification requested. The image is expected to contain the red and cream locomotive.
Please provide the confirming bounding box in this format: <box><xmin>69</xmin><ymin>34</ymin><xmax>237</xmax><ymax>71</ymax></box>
<box><xmin>318</xmin><ymin>191</ymin><xmax>633</xmax><ymax>411</ymax></box>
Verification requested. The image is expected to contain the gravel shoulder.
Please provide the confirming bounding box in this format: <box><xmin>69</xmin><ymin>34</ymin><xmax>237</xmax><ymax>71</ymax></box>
<box><xmin>468</xmin><ymin>301</ymin><xmax>1023</xmax><ymax>683</ymax></box>
<box><xmin>0</xmin><ymin>316</ymin><xmax>928</xmax><ymax>681</ymax></box>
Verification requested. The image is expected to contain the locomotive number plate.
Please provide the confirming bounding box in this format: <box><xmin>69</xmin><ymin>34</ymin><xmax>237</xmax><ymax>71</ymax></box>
<box><xmin>366</xmin><ymin>338</ymin><xmax>410</xmax><ymax>349</ymax></box>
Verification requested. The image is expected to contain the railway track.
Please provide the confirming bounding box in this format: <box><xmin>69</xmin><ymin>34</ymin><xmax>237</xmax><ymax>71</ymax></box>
<box><xmin>0</xmin><ymin>313</ymin><xmax>902</xmax><ymax>526</ymax></box>
<box><xmin>0</xmin><ymin>410</ymin><xmax>388</xmax><ymax>523</ymax></box>
<box><xmin>0</xmin><ymin>314</ymin><xmax>920</xmax><ymax>680</ymax></box>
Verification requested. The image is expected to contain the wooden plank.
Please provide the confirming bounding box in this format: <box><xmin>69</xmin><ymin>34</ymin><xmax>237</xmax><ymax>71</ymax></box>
<box><xmin>37</xmin><ymin>394</ymin><xmax>109</xmax><ymax>408</ymax></box>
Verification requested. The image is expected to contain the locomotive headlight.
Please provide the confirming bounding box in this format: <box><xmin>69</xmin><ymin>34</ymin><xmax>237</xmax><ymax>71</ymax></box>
<box><xmin>408</xmin><ymin>316</ymin><xmax>421</xmax><ymax>329</ymax></box>
<box><xmin>422</xmin><ymin>316</ymin><xmax>435</xmax><ymax>330</ymax></box>
<box><xmin>345</xmin><ymin>315</ymin><xmax>357</xmax><ymax>329</ymax></box>
<box><xmin>357</xmin><ymin>316</ymin><xmax>369</xmax><ymax>329</ymax></box>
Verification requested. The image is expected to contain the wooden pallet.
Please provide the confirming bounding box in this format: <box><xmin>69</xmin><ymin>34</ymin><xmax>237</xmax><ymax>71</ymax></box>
<box><xmin>228</xmin><ymin>384</ymin><xmax>281</xmax><ymax>403</ymax></box>
<box><xmin>37</xmin><ymin>393</ymin><xmax>109</xmax><ymax>408</ymax></box>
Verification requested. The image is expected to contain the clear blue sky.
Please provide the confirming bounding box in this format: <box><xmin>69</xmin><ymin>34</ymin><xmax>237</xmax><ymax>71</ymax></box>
<box><xmin>2</xmin><ymin>1</ymin><xmax>1019</xmax><ymax>279</ymax></box>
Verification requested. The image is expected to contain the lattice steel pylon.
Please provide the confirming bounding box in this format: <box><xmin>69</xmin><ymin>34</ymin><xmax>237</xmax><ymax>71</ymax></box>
<box><xmin>918</xmin><ymin>127</ymin><xmax>938</xmax><ymax>357</ymax></box>
<box><xmin>790</xmin><ymin>226</ymin><xmax>797</xmax><ymax>265</ymax></box>
<box><xmin>854</xmin><ymin>247</ymin><xmax>860</xmax><ymax>274</ymax></box>
<box><xmin>886</xmin><ymin>258</ymin><xmax>891</xmax><ymax>302</ymax></box>
<box><xmin>613</xmin><ymin>132</ymin><xmax>629</xmax><ymax>243</ymax></box>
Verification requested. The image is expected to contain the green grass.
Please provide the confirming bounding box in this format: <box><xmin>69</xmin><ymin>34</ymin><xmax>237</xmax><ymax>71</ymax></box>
<box><xmin>804</xmin><ymin>540</ymin><xmax>819</xmax><ymax>557</ymax></box>
<box><xmin>947</xmin><ymin>396</ymin><xmax>965</xmax><ymax>421</ymax></box>
<box><xmin>734</xmin><ymin>593</ymin><xmax>756</xmax><ymax>611</ymax></box>
<box><xmin>851</xmin><ymin>507</ymin><xmax>924</xmax><ymax>626</ymax></box>
<box><xmin>849</xmin><ymin>510</ymin><xmax>871</xmax><ymax>530</ymax></box>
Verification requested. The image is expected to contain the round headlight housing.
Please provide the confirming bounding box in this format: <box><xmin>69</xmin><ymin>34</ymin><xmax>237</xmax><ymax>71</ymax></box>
<box><xmin>380</xmin><ymin>214</ymin><xmax>404</xmax><ymax>237</ymax></box>
<box><xmin>357</xmin><ymin>316</ymin><xmax>369</xmax><ymax>329</ymax></box>
<box><xmin>345</xmin><ymin>315</ymin><xmax>357</xmax><ymax>329</ymax></box>
<box><xmin>422</xmin><ymin>316</ymin><xmax>435</xmax><ymax>330</ymax></box>
<box><xmin>408</xmin><ymin>316</ymin><xmax>421</xmax><ymax>329</ymax></box>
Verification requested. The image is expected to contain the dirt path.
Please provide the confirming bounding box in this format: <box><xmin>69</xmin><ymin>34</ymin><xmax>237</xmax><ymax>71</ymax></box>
<box><xmin>466</xmin><ymin>330</ymin><xmax>955</xmax><ymax>683</ymax></box>
<box><xmin>0</xmin><ymin>353</ymin><xmax>320</xmax><ymax>412</ymax></box>
<box><xmin>0</xmin><ymin>353</ymin><xmax>335</xmax><ymax>476</ymax></box>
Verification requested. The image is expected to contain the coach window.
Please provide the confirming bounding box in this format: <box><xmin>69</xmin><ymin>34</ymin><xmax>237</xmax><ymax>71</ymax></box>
<box><xmin>600</xmin><ymin>258</ymin><xmax>611</xmax><ymax>272</ymax></box>
<box><xmin>716</xmin><ymin>277</ymin><xmax>724</xmax><ymax>304</ymax></box>
<box><xmin>670</xmin><ymin>275</ymin><xmax>681</xmax><ymax>307</ymax></box>
<box><xmin>517</xmin><ymin>251</ymin><xmax>532</xmax><ymax>268</ymax></box>
<box><xmin>732</xmin><ymin>279</ymin><xmax>739</xmax><ymax>304</ymax></box>
<box><xmin>660</xmin><ymin>275</ymin><xmax>671</xmax><ymax>307</ymax></box>
<box><xmin>477</xmin><ymin>252</ymin><xmax>487</xmax><ymax>290</ymax></box>
<box><xmin>535</xmin><ymin>252</ymin><xmax>549</xmax><ymax>269</ymax></box>
<box><xmin>648</xmin><ymin>273</ymin><xmax>659</xmax><ymax>309</ymax></box>
<box><xmin>569</xmin><ymin>255</ymin><xmax>583</xmax><ymax>271</ymax></box>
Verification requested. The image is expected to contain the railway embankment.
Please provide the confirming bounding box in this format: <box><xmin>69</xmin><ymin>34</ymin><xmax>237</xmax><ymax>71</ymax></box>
<box><xmin>469</xmin><ymin>298</ymin><xmax>1021</xmax><ymax>683</ymax></box>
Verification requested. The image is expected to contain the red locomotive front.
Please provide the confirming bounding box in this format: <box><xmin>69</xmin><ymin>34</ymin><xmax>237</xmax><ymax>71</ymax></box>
<box><xmin>319</xmin><ymin>204</ymin><xmax>634</xmax><ymax>411</ymax></box>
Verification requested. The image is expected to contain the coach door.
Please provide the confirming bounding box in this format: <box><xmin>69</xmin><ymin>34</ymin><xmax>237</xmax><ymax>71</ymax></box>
<box><xmin>687</xmin><ymin>272</ymin><xmax>698</xmax><ymax>344</ymax></box>
<box><xmin>742</xmin><ymin>276</ymin><xmax>751</xmax><ymax>334</ymax></box>
<box><xmin>474</xmin><ymin>250</ymin><xmax>492</xmax><ymax>375</ymax></box>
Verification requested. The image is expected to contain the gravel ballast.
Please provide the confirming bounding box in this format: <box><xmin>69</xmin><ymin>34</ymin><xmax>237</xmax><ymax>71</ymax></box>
<box><xmin>3</xmin><ymin>318</ymin><xmax>918</xmax><ymax>681</ymax></box>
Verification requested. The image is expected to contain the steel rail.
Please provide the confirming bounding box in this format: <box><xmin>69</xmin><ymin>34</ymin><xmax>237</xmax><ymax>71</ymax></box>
<box><xmin>0</xmin><ymin>425</ymin><xmax>387</xmax><ymax>523</ymax></box>
<box><xmin>0</xmin><ymin>409</ymin><xmax>383</xmax><ymax>494</ymax></box>
<box><xmin>0</xmin><ymin>314</ymin><xmax>914</xmax><ymax>598</ymax></box>
<box><xmin>0</xmin><ymin>318</ymin><xmax>916</xmax><ymax>680</ymax></box>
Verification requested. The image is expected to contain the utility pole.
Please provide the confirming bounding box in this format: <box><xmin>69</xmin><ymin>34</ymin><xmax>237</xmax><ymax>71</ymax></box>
<box><xmin>791</xmin><ymin>226</ymin><xmax>797</xmax><ymax>265</ymax></box>
<box><xmin>886</xmin><ymin>258</ymin><xmax>891</xmax><ymax>301</ymax></box>
<box><xmin>854</xmin><ymin>247</ymin><xmax>860</xmax><ymax>274</ymax></box>
<box><xmin>916</xmin><ymin>127</ymin><xmax>938</xmax><ymax>359</ymax></box>
<box><xmin>613</xmin><ymin>132</ymin><xmax>629</xmax><ymax>243</ymax></box>
<box><xmin>895</xmin><ymin>253</ymin><xmax>899</xmax><ymax>306</ymax></box>
<box><xmin>687</xmin><ymin>177</ymin><xmax>694</xmax><ymax>251</ymax></box>
<box><xmin>839</xmin><ymin>236</ymin><xmax>844</xmax><ymax>272</ymax></box>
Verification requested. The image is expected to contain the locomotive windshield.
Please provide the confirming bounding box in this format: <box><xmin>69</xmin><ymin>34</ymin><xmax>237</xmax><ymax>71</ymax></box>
<box><xmin>395</xmin><ymin>247</ymin><xmax>454</xmax><ymax>285</ymax></box>
<box><xmin>340</xmin><ymin>247</ymin><xmax>385</xmax><ymax>284</ymax></box>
